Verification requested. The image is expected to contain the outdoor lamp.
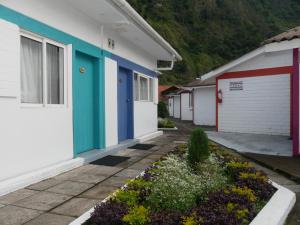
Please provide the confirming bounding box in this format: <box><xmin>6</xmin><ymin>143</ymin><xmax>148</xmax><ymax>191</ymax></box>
<box><xmin>218</xmin><ymin>89</ymin><xmax>223</xmax><ymax>103</ymax></box>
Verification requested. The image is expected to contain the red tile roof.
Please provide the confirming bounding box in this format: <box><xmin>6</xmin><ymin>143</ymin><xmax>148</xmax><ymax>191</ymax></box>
<box><xmin>264</xmin><ymin>26</ymin><xmax>300</xmax><ymax>44</ymax></box>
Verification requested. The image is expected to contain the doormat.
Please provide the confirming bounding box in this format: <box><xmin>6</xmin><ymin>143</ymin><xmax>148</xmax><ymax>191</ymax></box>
<box><xmin>129</xmin><ymin>144</ymin><xmax>156</xmax><ymax>150</ymax></box>
<box><xmin>90</xmin><ymin>155</ymin><xmax>130</xmax><ymax>167</ymax></box>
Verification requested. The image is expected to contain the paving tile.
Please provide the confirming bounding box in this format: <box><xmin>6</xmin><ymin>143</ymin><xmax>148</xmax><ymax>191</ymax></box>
<box><xmin>14</xmin><ymin>192</ymin><xmax>72</xmax><ymax>211</ymax></box>
<box><xmin>67</xmin><ymin>174</ymin><xmax>107</xmax><ymax>184</ymax></box>
<box><xmin>85</xmin><ymin>165</ymin><xmax>123</xmax><ymax>176</ymax></box>
<box><xmin>79</xmin><ymin>185</ymin><xmax>118</xmax><ymax>200</ymax></box>
<box><xmin>51</xmin><ymin>198</ymin><xmax>98</xmax><ymax>217</ymax></box>
<box><xmin>112</xmin><ymin>149</ymin><xmax>135</xmax><ymax>156</ymax></box>
<box><xmin>268</xmin><ymin>174</ymin><xmax>297</xmax><ymax>185</ymax></box>
<box><xmin>127</xmin><ymin>150</ymin><xmax>150</xmax><ymax>157</ymax></box>
<box><xmin>46</xmin><ymin>181</ymin><xmax>93</xmax><ymax>196</ymax></box>
<box><xmin>0</xmin><ymin>205</ymin><xmax>41</xmax><ymax>225</ymax></box>
<box><xmin>100</xmin><ymin>176</ymin><xmax>128</xmax><ymax>188</ymax></box>
<box><xmin>24</xmin><ymin>213</ymin><xmax>74</xmax><ymax>225</ymax></box>
<box><xmin>284</xmin><ymin>185</ymin><xmax>300</xmax><ymax>193</ymax></box>
<box><xmin>0</xmin><ymin>189</ymin><xmax>39</xmax><ymax>205</ymax></box>
<box><xmin>137</xmin><ymin>158</ymin><xmax>156</xmax><ymax>165</ymax></box>
<box><xmin>114</xmin><ymin>168</ymin><xmax>142</xmax><ymax>179</ymax></box>
<box><xmin>146</xmin><ymin>154</ymin><xmax>164</xmax><ymax>161</ymax></box>
<box><xmin>27</xmin><ymin>178</ymin><xmax>63</xmax><ymax>191</ymax></box>
<box><xmin>127</xmin><ymin>162</ymin><xmax>150</xmax><ymax>171</ymax></box>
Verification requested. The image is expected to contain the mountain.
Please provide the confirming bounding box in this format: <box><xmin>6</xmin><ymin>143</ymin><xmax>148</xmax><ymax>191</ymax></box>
<box><xmin>127</xmin><ymin>0</ymin><xmax>300</xmax><ymax>85</ymax></box>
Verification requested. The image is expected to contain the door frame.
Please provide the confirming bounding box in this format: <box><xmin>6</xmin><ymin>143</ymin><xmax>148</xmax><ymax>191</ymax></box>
<box><xmin>73</xmin><ymin>50</ymin><xmax>105</xmax><ymax>156</ymax></box>
<box><xmin>117</xmin><ymin>66</ymin><xmax>134</xmax><ymax>143</ymax></box>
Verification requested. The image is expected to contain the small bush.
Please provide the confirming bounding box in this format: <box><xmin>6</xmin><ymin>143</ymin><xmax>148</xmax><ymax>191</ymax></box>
<box><xmin>188</xmin><ymin>128</ymin><xmax>209</xmax><ymax>165</ymax></box>
<box><xmin>149</xmin><ymin>211</ymin><xmax>182</xmax><ymax>225</ymax></box>
<box><xmin>86</xmin><ymin>200</ymin><xmax>128</xmax><ymax>225</ymax></box>
<box><xmin>122</xmin><ymin>206</ymin><xmax>150</xmax><ymax>225</ymax></box>
<box><xmin>158</xmin><ymin>101</ymin><xmax>169</xmax><ymax>118</ymax></box>
<box><xmin>114</xmin><ymin>189</ymin><xmax>139</xmax><ymax>207</ymax></box>
<box><xmin>158</xmin><ymin>119</ymin><xmax>175</xmax><ymax>128</ymax></box>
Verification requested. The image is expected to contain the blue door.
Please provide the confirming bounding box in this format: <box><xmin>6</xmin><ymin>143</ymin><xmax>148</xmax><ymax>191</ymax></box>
<box><xmin>118</xmin><ymin>67</ymin><xmax>133</xmax><ymax>142</ymax></box>
<box><xmin>74</xmin><ymin>52</ymin><xmax>97</xmax><ymax>154</ymax></box>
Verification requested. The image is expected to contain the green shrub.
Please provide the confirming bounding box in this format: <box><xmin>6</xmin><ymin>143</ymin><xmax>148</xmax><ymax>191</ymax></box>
<box><xmin>158</xmin><ymin>101</ymin><xmax>169</xmax><ymax>118</ymax></box>
<box><xmin>188</xmin><ymin>128</ymin><xmax>209</xmax><ymax>165</ymax></box>
<box><xmin>158</xmin><ymin>119</ymin><xmax>175</xmax><ymax>128</ymax></box>
<box><xmin>122</xmin><ymin>206</ymin><xmax>150</xmax><ymax>225</ymax></box>
<box><xmin>146</xmin><ymin>154</ymin><xmax>226</xmax><ymax>212</ymax></box>
<box><xmin>114</xmin><ymin>189</ymin><xmax>139</xmax><ymax>207</ymax></box>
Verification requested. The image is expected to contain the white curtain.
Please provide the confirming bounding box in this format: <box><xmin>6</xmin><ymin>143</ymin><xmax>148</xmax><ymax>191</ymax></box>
<box><xmin>47</xmin><ymin>43</ymin><xmax>64</xmax><ymax>104</ymax></box>
<box><xmin>140</xmin><ymin>76</ymin><xmax>148</xmax><ymax>101</ymax></box>
<box><xmin>21</xmin><ymin>37</ymin><xmax>43</xmax><ymax>103</ymax></box>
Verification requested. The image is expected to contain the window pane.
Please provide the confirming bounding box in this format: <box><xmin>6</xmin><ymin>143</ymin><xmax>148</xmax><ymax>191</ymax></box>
<box><xmin>140</xmin><ymin>76</ymin><xmax>148</xmax><ymax>101</ymax></box>
<box><xmin>149</xmin><ymin>78</ymin><xmax>153</xmax><ymax>102</ymax></box>
<box><xmin>134</xmin><ymin>73</ymin><xmax>139</xmax><ymax>101</ymax></box>
<box><xmin>47</xmin><ymin>43</ymin><xmax>64</xmax><ymax>104</ymax></box>
<box><xmin>21</xmin><ymin>36</ymin><xmax>43</xmax><ymax>104</ymax></box>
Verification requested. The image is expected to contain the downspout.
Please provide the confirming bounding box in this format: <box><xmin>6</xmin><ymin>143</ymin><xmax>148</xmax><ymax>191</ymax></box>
<box><xmin>292</xmin><ymin>49</ymin><xmax>299</xmax><ymax>156</ymax></box>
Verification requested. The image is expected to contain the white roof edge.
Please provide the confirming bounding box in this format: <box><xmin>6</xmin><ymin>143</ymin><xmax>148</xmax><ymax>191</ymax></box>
<box><xmin>201</xmin><ymin>46</ymin><xmax>266</xmax><ymax>81</ymax></box>
<box><xmin>201</xmin><ymin>38</ymin><xmax>300</xmax><ymax>81</ymax></box>
<box><xmin>108</xmin><ymin>0</ymin><xmax>182</xmax><ymax>61</ymax></box>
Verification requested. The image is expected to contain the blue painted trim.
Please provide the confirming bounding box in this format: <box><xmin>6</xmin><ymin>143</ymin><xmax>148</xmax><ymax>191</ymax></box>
<box><xmin>111</xmin><ymin>54</ymin><xmax>158</xmax><ymax>77</ymax></box>
<box><xmin>0</xmin><ymin>5</ymin><xmax>107</xmax><ymax>156</ymax></box>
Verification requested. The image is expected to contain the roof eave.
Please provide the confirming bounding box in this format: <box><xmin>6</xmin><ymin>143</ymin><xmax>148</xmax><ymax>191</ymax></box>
<box><xmin>108</xmin><ymin>0</ymin><xmax>182</xmax><ymax>61</ymax></box>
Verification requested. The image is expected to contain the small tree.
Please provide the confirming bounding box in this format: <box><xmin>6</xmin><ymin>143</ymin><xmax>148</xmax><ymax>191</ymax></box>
<box><xmin>158</xmin><ymin>101</ymin><xmax>169</xmax><ymax>118</ymax></box>
<box><xmin>188</xmin><ymin>128</ymin><xmax>209</xmax><ymax>165</ymax></box>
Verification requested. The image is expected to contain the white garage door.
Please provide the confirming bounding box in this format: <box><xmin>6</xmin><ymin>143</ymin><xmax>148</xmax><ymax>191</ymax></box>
<box><xmin>218</xmin><ymin>74</ymin><xmax>290</xmax><ymax>136</ymax></box>
<box><xmin>173</xmin><ymin>96</ymin><xmax>181</xmax><ymax>119</ymax></box>
<box><xmin>168</xmin><ymin>98</ymin><xmax>174</xmax><ymax>117</ymax></box>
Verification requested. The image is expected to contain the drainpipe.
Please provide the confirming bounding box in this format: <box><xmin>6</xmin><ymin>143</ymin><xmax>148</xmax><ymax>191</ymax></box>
<box><xmin>292</xmin><ymin>48</ymin><xmax>299</xmax><ymax>156</ymax></box>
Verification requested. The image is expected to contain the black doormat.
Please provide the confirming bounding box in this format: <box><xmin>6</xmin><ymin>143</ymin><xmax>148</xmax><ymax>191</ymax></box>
<box><xmin>129</xmin><ymin>144</ymin><xmax>156</xmax><ymax>150</ymax></box>
<box><xmin>90</xmin><ymin>155</ymin><xmax>130</xmax><ymax>167</ymax></box>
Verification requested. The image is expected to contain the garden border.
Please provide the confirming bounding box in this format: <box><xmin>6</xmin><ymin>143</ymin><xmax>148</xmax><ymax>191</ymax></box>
<box><xmin>69</xmin><ymin>176</ymin><xmax>296</xmax><ymax>225</ymax></box>
<box><xmin>158</xmin><ymin>127</ymin><xmax>178</xmax><ymax>131</ymax></box>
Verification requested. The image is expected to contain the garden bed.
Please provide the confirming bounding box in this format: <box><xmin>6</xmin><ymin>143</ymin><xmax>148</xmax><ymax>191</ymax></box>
<box><xmin>71</xmin><ymin>130</ymin><xmax>295</xmax><ymax>225</ymax></box>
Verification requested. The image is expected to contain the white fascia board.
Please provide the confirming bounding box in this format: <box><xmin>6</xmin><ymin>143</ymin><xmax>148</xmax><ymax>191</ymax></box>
<box><xmin>201</xmin><ymin>47</ymin><xmax>266</xmax><ymax>81</ymax></box>
<box><xmin>193</xmin><ymin>85</ymin><xmax>216</xmax><ymax>89</ymax></box>
<box><xmin>202</xmin><ymin>38</ymin><xmax>300</xmax><ymax>81</ymax></box>
<box><xmin>107</xmin><ymin>0</ymin><xmax>182</xmax><ymax>61</ymax></box>
<box><xmin>265</xmin><ymin>39</ymin><xmax>300</xmax><ymax>53</ymax></box>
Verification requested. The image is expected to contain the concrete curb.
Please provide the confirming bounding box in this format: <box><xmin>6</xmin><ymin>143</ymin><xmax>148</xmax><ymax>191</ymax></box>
<box><xmin>70</xmin><ymin>180</ymin><xmax>295</xmax><ymax>225</ymax></box>
<box><xmin>250</xmin><ymin>182</ymin><xmax>296</xmax><ymax>225</ymax></box>
<box><xmin>158</xmin><ymin>127</ymin><xmax>178</xmax><ymax>131</ymax></box>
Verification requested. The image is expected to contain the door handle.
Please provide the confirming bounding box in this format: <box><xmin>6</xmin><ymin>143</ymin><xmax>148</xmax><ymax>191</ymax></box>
<box><xmin>127</xmin><ymin>99</ymin><xmax>130</xmax><ymax>102</ymax></box>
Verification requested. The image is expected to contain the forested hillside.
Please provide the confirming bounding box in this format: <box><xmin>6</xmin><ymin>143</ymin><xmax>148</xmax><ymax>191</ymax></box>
<box><xmin>127</xmin><ymin>0</ymin><xmax>300</xmax><ymax>84</ymax></box>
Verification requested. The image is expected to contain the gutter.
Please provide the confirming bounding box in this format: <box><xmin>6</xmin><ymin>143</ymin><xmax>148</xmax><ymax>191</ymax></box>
<box><xmin>107</xmin><ymin>0</ymin><xmax>182</xmax><ymax>61</ymax></box>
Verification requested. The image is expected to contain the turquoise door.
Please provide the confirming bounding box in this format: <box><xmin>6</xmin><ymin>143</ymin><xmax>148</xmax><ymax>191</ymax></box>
<box><xmin>73</xmin><ymin>52</ymin><xmax>98</xmax><ymax>155</ymax></box>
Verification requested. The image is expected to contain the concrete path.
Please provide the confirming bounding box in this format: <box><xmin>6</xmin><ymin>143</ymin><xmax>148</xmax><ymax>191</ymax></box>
<box><xmin>0</xmin><ymin>134</ymin><xmax>180</xmax><ymax>225</ymax></box>
<box><xmin>206</xmin><ymin>131</ymin><xmax>292</xmax><ymax>156</ymax></box>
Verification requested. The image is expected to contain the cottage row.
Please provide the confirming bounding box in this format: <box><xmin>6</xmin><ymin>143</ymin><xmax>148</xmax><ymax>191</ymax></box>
<box><xmin>0</xmin><ymin>0</ymin><xmax>181</xmax><ymax>196</ymax></box>
<box><xmin>166</xmin><ymin>26</ymin><xmax>300</xmax><ymax>158</ymax></box>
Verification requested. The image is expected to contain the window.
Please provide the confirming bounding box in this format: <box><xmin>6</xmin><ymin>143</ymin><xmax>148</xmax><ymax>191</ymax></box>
<box><xmin>133</xmin><ymin>72</ymin><xmax>154</xmax><ymax>102</ymax></box>
<box><xmin>20</xmin><ymin>32</ymin><xmax>66</xmax><ymax>105</ymax></box>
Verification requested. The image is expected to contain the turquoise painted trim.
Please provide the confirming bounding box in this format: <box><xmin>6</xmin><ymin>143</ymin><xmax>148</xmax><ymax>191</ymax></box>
<box><xmin>0</xmin><ymin>5</ymin><xmax>108</xmax><ymax>156</ymax></box>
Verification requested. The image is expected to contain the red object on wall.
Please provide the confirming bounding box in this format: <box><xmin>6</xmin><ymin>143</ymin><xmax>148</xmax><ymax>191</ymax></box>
<box><xmin>292</xmin><ymin>49</ymin><xmax>299</xmax><ymax>156</ymax></box>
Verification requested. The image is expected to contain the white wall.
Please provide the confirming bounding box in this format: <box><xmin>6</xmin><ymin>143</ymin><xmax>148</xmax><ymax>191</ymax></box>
<box><xmin>105</xmin><ymin>57</ymin><xmax>118</xmax><ymax>147</ymax></box>
<box><xmin>168</xmin><ymin>97</ymin><xmax>174</xmax><ymax>117</ymax></box>
<box><xmin>181</xmin><ymin>93</ymin><xmax>193</xmax><ymax>121</ymax></box>
<box><xmin>173</xmin><ymin>96</ymin><xmax>181</xmax><ymax>119</ymax></box>
<box><xmin>194</xmin><ymin>87</ymin><xmax>216</xmax><ymax>126</ymax></box>
<box><xmin>218</xmin><ymin>74</ymin><xmax>290</xmax><ymax>136</ymax></box>
<box><xmin>229</xmin><ymin>50</ymin><xmax>293</xmax><ymax>72</ymax></box>
<box><xmin>0</xmin><ymin>19</ymin><xmax>73</xmax><ymax>182</ymax></box>
<box><xmin>134</xmin><ymin>101</ymin><xmax>157</xmax><ymax>138</ymax></box>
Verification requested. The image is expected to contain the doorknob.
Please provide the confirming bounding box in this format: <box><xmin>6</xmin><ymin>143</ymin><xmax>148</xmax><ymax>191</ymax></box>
<box><xmin>127</xmin><ymin>99</ymin><xmax>130</xmax><ymax>102</ymax></box>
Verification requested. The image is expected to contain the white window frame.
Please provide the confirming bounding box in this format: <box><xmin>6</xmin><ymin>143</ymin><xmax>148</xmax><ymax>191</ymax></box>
<box><xmin>20</xmin><ymin>30</ymin><xmax>67</xmax><ymax>108</ymax></box>
<box><xmin>133</xmin><ymin>71</ymin><xmax>154</xmax><ymax>102</ymax></box>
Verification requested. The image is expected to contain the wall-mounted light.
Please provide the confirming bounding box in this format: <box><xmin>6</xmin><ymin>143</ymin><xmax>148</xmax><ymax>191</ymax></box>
<box><xmin>218</xmin><ymin>89</ymin><xmax>223</xmax><ymax>103</ymax></box>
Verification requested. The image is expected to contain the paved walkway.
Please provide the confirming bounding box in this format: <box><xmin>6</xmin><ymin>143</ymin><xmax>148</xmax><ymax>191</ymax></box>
<box><xmin>207</xmin><ymin>131</ymin><xmax>292</xmax><ymax>156</ymax></box>
<box><xmin>0</xmin><ymin>134</ymin><xmax>182</xmax><ymax>225</ymax></box>
<box><xmin>0</xmin><ymin>120</ymin><xmax>299</xmax><ymax>225</ymax></box>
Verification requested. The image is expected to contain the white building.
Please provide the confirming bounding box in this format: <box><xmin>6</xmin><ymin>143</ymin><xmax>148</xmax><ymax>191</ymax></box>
<box><xmin>0</xmin><ymin>0</ymin><xmax>181</xmax><ymax>196</ymax></box>
<box><xmin>185</xmin><ymin>80</ymin><xmax>216</xmax><ymax>126</ymax></box>
<box><xmin>201</xmin><ymin>26</ymin><xmax>300</xmax><ymax>156</ymax></box>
